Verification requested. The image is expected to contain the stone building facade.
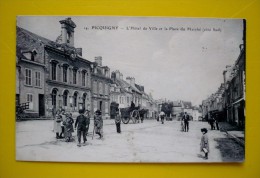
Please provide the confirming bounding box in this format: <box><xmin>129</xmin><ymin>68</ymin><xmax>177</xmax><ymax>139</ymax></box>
<box><xmin>16</xmin><ymin>17</ymin><xmax>93</xmax><ymax>118</ymax></box>
<box><xmin>91</xmin><ymin>56</ymin><xmax>111</xmax><ymax>118</ymax></box>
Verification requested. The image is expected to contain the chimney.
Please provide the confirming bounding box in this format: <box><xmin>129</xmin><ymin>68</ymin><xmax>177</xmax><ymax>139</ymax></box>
<box><xmin>59</xmin><ymin>17</ymin><xmax>76</xmax><ymax>47</ymax></box>
<box><xmin>131</xmin><ymin>77</ymin><xmax>135</xmax><ymax>86</ymax></box>
<box><xmin>113</xmin><ymin>70</ymin><xmax>120</xmax><ymax>79</ymax></box>
<box><xmin>111</xmin><ymin>72</ymin><xmax>116</xmax><ymax>81</ymax></box>
<box><xmin>126</xmin><ymin>77</ymin><xmax>131</xmax><ymax>85</ymax></box>
<box><xmin>126</xmin><ymin>77</ymin><xmax>135</xmax><ymax>86</ymax></box>
<box><xmin>76</xmin><ymin>48</ymin><xmax>82</xmax><ymax>56</ymax></box>
<box><xmin>95</xmin><ymin>56</ymin><xmax>102</xmax><ymax>66</ymax></box>
<box><xmin>119</xmin><ymin>73</ymin><xmax>123</xmax><ymax>80</ymax></box>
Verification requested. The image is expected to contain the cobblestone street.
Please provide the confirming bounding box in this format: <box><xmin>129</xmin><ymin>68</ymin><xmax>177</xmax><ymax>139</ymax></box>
<box><xmin>16</xmin><ymin>119</ymin><xmax>244</xmax><ymax>162</ymax></box>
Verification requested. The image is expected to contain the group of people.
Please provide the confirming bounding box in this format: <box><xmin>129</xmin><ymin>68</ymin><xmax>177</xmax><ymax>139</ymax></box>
<box><xmin>53</xmin><ymin>108</ymin><xmax>104</xmax><ymax>147</ymax></box>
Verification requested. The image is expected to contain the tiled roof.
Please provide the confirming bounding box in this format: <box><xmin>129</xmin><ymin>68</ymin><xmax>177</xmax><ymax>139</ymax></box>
<box><xmin>135</xmin><ymin>84</ymin><xmax>144</xmax><ymax>92</ymax></box>
<box><xmin>16</xmin><ymin>26</ymin><xmax>52</xmax><ymax>63</ymax></box>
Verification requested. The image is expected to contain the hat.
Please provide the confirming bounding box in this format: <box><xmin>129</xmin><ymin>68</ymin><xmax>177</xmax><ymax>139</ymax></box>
<box><xmin>95</xmin><ymin>110</ymin><xmax>102</xmax><ymax>115</ymax></box>
<box><xmin>79</xmin><ymin>109</ymin><xmax>85</xmax><ymax>114</ymax></box>
<box><xmin>201</xmin><ymin>128</ymin><xmax>208</xmax><ymax>133</ymax></box>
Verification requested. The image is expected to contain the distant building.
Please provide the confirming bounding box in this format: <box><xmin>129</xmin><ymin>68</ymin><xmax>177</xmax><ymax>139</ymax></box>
<box><xmin>111</xmin><ymin>70</ymin><xmax>133</xmax><ymax>109</ymax></box>
<box><xmin>192</xmin><ymin>106</ymin><xmax>202</xmax><ymax>121</ymax></box>
<box><xmin>91</xmin><ymin>56</ymin><xmax>112</xmax><ymax>118</ymax></box>
<box><xmin>172</xmin><ymin>101</ymin><xmax>182</xmax><ymax>120</ymax></box>
<box><xmin>182</xmin><ymin>101</ymin><xmax>193</xmax><ymax>119</ymax></box>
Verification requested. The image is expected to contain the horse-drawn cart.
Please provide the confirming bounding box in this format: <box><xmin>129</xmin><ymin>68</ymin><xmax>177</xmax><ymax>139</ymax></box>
<box><xmin>120</xmin><ymin>107</ymin><xmax>141</xmax><ymax>124</ymax></box>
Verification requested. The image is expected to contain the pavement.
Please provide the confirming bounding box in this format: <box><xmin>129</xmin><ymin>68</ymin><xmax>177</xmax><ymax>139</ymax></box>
<box><xmin>218</xmin><ymin>122</ymin><xmax>245</xmax><ymax>146</ymax></box>
<box><xmin>16</xmin><ymin>119</ymin><xmax>244</xmax><ymax>163</ymax></box>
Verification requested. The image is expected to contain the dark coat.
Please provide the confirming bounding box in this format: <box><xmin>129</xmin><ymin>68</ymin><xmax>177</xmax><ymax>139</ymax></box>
<box><xmin>182</xmin><ymin>114</ymin><xmax>189</xmax><ymax>122</ymax></box>
<box><xmin>75</xmin><ymin>114</ymin><xmax>89</xmax><ymax>131</ymax></box>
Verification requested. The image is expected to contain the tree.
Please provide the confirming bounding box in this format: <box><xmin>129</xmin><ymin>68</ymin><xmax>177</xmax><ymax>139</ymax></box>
<box><xmin>161</xmin><ymin>102</ymin><xmax>173</xmax><ymax>117</ymax></box>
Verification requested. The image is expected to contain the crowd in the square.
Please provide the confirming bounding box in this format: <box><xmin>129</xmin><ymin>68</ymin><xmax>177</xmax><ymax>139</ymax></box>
<box><xmin>53</xmin><ymin>108</ymin><xmax>104</xmax><ymax>147</ymax></box>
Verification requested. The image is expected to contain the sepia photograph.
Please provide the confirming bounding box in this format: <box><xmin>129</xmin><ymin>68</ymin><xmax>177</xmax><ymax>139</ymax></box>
<box><xmin>16</xmin><ymin>16</ymin><xmax>245</xmax><ymax>162</ymax></box>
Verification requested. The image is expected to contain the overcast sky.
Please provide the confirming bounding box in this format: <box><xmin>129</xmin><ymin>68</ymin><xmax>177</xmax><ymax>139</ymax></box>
<box><xmin>17</xmin><ymin>16</ymin><xmax>244</xmax><ymax>106</ymax></box>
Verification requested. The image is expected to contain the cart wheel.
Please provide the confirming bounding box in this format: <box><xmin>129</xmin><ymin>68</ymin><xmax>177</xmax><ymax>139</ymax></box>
<box><xmin>122</xmin><ymin>117</ymin><xmax>130</xmax><ymax>124</ymax></box>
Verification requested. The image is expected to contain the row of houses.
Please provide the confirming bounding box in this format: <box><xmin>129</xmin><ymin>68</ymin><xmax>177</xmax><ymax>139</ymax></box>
<box><xmin>201</xmin><ymin>44</ymin><xmax>245</xmax><ymax>128</ymax></box>
<box><xmin>157</xmin><ymin>100</ymin><xmax>202</xmax><ymax>121</ymax></box>
<box><xmin>16</xmin><ymin>17</ymin><xmax>158</xmax><ymax>119</ymax></box>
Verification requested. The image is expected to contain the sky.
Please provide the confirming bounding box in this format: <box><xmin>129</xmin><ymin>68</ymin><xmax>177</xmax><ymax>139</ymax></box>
<box><xmin>17</xmin><ymin>16</ymin><xmax>244</xmax><ymax>106</ymax></box>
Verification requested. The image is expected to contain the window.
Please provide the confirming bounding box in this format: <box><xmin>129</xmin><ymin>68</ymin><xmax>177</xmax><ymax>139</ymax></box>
<box><xmin>105</xmin><ymin>102</ymin><xmax>108</xmax><ymax>113</ymax></box>
<box><xmin>51</xmin><ymin>62</ymin><xmax>57</xmax><ymax>80</ymax></box>
<box><xmin>73</xmin><ymin>92</ymin><xmax>78</xmax><ymax>107</ymax></box>
<box><xmin>27</xmin><ymin>93</ymin><xmax>33</xmax><ymax>110</ymax></box>
<box><xmin>25</xmin><ymin>69</ymin><xmax>32</xmax><ymax>85</ymax></box>
<box><xmin>105</xmin><ymin>84</ymin><xmax>109</xmax><ymax>95</ymax></box>
<box><xmin>73</xmin><ymin>68</ymin><xmax>77</xmax><ymax>84</ymax></box>
<box><xmin>63</xmin><ymin>65</ymin><xmax>68</xmax><ymax>83</ymax></box>
<box><xmin>35</xmin><ymin>71</ymin><xmax>41</xmax><ymax>87</ymax></box>
<box><xmin>93</xmin><ymin>81</ymin><xmax>97</xmax><ymax>94</ymax></box>
<box><xmin>82</xmin><ymin>71</ymin><xmax>86</xmax><ymax>86</ymax></box>
<box><xmin>82</xmin><ymin>93</ymin><xmax>87</xmax><ymax>109</ymax></box>
<box><xmin>63</xmin><ymin>90</ymin><xmax>68</xmax><ymax>107</ymax></box>
<box><xmin>52</xmin><ymin>89</ymin><xmax>57</xmax><ymax>106</ymax></box>
<box><xmin>99</xmin><ymin>82</ymin><xmax>103</xmax><ymax>95</ymax></box>
<box><xmin>27</xmin><ymin>93</ymin><xmax>33</xmax><ymax>102</ymax></box>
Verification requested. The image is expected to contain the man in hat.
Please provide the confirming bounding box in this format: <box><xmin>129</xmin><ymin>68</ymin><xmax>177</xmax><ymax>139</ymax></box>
<box><xmin>182</xmin><ymin>112</ymin><xmax>190</xmax><ymax>132</ymax></box>
<box><xmin>75</xmin><ymin>109</ymin><xmax>89</xmax><ymax>146</ymax></box>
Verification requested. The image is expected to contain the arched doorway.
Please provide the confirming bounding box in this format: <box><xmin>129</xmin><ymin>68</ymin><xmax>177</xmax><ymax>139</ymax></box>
<box><xmin>51</xmin><ymin>88</ymin><xmax>58</xmax><ymax>116</ymax></box>
<box><xmin>73</xmin><ymin>91</ymin><xmax>78</xmax><ymax>111</ymax></box>
<box><xmin>82</xmin><ymin>93</ymin><xmax>87</xmax><ymax>110</ymax></box>
<box><xmin>63</xmin><ymin>90</ymin><xmax>69</xmax><ymax>109</ymax></box>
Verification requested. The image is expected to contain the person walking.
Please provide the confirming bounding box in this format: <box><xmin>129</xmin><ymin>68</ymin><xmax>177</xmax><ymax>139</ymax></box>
<box><xmin>182</xmin><ymin>112</ymin><xmax>190</xmax><ymax>132</ymax></box>
<box><xmin>64</xmin><ymin>113</ymin><xmax>74</xmax><ymax>142</ymax></box>
<box><xmin>115</xmin><ymin>108</ymin><xmax>121</xmax><ymax>133</ymax></box>
<box><xmin>94</xmin><ymin>110</ymin><xmax>103</xmax><ymax>139</ymax></box>
<box><xmin>75</xmin><ymin>109</ymin><xmax>89</xmax><ymax>147</ymax></box>
<box><xmin>159</xmin><ymin>111</ymin><xmax>165</xmax><ymax>124</ymax></box>
<box><xmin>200</xmin><ymin>128</ymin><xmax>209</xmax><ymax>160</ymax></box>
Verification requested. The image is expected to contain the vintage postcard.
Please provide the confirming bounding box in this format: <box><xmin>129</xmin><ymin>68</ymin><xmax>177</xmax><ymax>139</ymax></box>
<box><xmin>16</xmin><ymin>16</ymin><xmax>245</xmax><ymax>162</ymax></box>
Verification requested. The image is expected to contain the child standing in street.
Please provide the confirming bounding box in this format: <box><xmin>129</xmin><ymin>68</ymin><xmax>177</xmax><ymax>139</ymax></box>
<box><xmin>200</xmin><ymin>128</ymin><xmax>209</xmax><ymax>159</ymax></box>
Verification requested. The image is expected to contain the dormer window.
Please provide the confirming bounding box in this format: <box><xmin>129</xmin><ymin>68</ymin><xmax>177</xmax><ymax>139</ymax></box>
<box><xmin>23</xmin><ymin>49</ymin><xmax>37</xmax><ymax>61</ymax></box>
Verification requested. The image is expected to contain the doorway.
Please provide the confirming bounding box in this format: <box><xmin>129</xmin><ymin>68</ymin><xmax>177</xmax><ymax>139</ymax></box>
<box><xmin>99</xmin><ymin>101</ymin><xmax>103</xmax><ymax>112</ymax></box>
<box><xmin>39</xmin><ymin>94</ymin><xmax>45</xmax><ymax>117</ymax></box>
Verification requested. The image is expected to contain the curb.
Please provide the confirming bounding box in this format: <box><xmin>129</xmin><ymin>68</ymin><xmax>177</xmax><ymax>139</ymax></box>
<box><xmin>225</xmin><ymin>131</ymin><xmax>245</xmax><ymax>146</ymax></box>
